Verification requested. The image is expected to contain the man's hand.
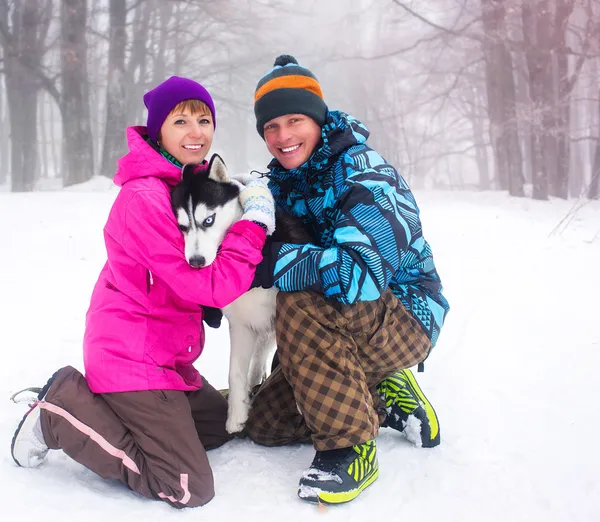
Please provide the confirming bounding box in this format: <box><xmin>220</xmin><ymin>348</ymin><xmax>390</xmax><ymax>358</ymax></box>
<box><xmin>201</xmin><ymin>306</ymin><xmax>223</xmax><ymax>329</ymax></box>
<box><xmin>250</xmin><ymin>241</ymin><xmax>283</xmax><ymax>290</ymax></box>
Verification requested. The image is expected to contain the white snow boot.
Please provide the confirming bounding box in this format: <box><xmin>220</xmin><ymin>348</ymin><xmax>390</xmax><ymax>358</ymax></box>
<box><xmin>11</xmin><ymin>400</ymin><xmax>49</xmax><ymax>468</ymax></box>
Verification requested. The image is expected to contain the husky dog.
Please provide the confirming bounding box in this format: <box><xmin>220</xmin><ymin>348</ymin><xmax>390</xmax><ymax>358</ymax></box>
<box><xmin>171</xmin><ymin>155</ymin><xmax>310</xmax><ymax>434</ymax></box>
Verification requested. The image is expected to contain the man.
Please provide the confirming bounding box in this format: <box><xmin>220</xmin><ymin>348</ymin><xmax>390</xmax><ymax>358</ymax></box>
<box><xmin>245</xmin><ymin>55</ymin><xmax>450</xmax><ymax>505</ymax></box>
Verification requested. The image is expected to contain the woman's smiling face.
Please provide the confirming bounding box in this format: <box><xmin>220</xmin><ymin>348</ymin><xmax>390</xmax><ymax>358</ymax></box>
<box><xmin>159</xmin><ymin>101</ymin><xmax>214</xmax><ymax>164</ymax></box>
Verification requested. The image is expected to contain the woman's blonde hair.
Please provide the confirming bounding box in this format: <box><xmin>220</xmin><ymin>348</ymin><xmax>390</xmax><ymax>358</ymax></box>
<box><xmin>157</xmin><ymin>99</ymin><xmax>213</xmax><ymax>141</ymax></box>
<box><xmin>169</xmin><ymin>99</ymin><xmax>212</xmax><ymax>118</ymax></box>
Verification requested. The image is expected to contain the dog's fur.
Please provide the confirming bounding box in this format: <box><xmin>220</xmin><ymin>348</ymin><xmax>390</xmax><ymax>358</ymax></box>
<box><xmin>171</xmin><ymin>155</ymin><xmax>311</xmax><ymax>433</ymax></box>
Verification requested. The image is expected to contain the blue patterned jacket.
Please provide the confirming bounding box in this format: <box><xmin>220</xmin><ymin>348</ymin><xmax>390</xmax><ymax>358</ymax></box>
<box><xmin>267</xmin><ymin>111</ymin><xmax>449</xmax><ymax>345</ymax></box>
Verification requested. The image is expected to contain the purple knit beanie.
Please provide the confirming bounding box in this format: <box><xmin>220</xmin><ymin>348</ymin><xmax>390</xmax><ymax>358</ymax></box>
<box><xmin>143</xmin><ymin>76</ymin><xmax>216</xmax><ymax>143</ymax></box>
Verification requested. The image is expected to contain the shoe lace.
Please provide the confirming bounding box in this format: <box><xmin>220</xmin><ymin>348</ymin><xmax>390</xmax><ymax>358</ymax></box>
<box><xmin>10</xmin><ymin>387</ymin><xmax>43</xmax><ymax>407</ymax></box>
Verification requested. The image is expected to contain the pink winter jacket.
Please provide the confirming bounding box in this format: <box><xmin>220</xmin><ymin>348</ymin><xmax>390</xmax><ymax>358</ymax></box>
<box><xmin>83</xmin><ymin>126</ymin><xmax>266</xmax><ymax>393</ymax></box>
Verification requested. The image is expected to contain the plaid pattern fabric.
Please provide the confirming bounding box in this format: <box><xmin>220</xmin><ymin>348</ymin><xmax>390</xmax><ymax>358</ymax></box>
<box><xmin>245</xmin><ymin>289</ymin><xmax>431</xmax><ymax>451</ymax></box>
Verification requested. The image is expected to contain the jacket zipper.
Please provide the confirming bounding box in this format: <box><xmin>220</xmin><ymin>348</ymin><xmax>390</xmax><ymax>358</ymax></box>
<box><xmin>146</xmin><ymin>270</ymin><xmax>154</xmax><ymax>293</ymax></box>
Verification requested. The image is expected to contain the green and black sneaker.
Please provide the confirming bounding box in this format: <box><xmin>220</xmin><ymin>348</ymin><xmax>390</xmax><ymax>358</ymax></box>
<box><xmin>297</xmin><ymin>440</ymin><xmax>379</xmax><ymax>505</ymax></box>
<box><xmin>377</xmin><ymin>369</ymin><xmax>440</xmax><ymax>448</ymax></box>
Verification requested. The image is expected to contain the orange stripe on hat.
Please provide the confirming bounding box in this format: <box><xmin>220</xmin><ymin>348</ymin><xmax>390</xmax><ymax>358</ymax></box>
<box><xmin>254</xmin><ymin>75</ymin><xmax>324</xmax><ymax>103</ymax></box>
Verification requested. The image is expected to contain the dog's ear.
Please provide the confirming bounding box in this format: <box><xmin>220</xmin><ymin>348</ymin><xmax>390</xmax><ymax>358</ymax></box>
<box><xmin>207</xmin><ymin>154</ymin><xmax>230</xmax><ymax>183</ymax></box>
<box><xmin>181</xmin><ymin>164</ymin><xmax>197</xmax><ymax>181</ymax></box>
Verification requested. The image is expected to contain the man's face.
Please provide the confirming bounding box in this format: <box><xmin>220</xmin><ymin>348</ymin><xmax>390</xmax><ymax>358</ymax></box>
<box><xmin>263</xmin><ymin>114</ymin><xmax>322</xmax><ymax>170</ymax></box>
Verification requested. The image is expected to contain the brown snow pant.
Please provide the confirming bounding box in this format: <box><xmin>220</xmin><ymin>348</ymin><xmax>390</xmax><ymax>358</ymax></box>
<box><xmin>39</xmin><ymin>366</ymin><xmax>232</xmax><ymax>508</ymax></box>
<box><xmin>245</xmin><ymin>290</ymin><xmax>431</xmax><ymax>451</ymax></box>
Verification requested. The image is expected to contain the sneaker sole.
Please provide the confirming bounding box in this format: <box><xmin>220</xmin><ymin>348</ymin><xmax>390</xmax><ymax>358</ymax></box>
<box><xmin>299</xmin><ymin>467</ymin><xmax>380</xmax><ymax>505</ymax></box>
<box><xmin>11</xmin><ymin>369</ymin><xmax>59</xmax><ymax>467</ymax></box>
<box><xmin>11</xmin><ymin>403</ymin><xmax>43</xmax><ymax>467</ymax></box>
<box><xmin>401</xmin><ymin>369</ymin><xmax>440</xmax><ymax>447</ymax></box>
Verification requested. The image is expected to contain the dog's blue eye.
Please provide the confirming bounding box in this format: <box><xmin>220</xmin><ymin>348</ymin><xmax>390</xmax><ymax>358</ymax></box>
<box><xmin>203</xmin><ymin>214</ymin><xmax>215</xmax><ymax>227</ymax></box>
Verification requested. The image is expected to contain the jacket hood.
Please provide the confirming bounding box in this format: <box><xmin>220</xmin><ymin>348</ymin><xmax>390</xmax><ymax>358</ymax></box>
<box><xmin>268</xmin><ymin>111</ymin><xmax>370</xmax><ymax>182</ymax></box>
<box><xmin>114</xmin><ymin>126</ymin><xmax>183</xmax><ymax>187</ymax></box>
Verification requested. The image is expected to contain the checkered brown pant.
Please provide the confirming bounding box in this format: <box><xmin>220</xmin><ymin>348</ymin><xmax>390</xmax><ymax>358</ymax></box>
<box><xmin>245</xmin><ymin>289</ymin><xmax>431</xmax><ymax>451</ymax></box>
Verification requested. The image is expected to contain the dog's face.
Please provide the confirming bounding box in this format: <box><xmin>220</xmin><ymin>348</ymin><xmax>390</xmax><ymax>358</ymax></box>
<box><xmin>171</xmin><ymin>155</ymin><xmax>242</xmax><ymax>268</ymax></box>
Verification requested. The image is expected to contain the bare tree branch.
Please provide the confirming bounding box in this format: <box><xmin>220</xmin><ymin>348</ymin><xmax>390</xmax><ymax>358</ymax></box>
<box><xmin>391</xmin><ymin>0</ymin><xmax>483</xmax><ymax>42</ymax></box>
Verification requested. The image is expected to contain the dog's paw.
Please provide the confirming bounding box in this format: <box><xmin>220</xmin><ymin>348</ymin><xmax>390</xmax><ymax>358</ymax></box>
<box><xmin>226</xmin><ymin>405</ymin><xmax>249</xmax><ymax>434</ymax></box>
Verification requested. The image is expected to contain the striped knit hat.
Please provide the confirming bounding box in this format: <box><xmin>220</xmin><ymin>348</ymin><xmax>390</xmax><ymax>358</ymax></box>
<box><xmin>254</xmin><ymin>55</ymin><xmax>327</xmax><ymax>138</ymax></box>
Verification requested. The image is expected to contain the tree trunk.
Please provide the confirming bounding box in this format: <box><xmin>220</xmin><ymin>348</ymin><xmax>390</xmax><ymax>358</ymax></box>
<box><xmin>522</xmin><ymin>0</ymin><xmax>552</xmax><ymax>201</ymax></box>
<box><xmin>49</xmin><ymin>94</ymin><xmax>60</xmax><ymax>178</ymax></box>
<box><xmin>4</xmin><ymin>2</ymin><xmax>41</xmax><ymax>192</ymax></box>
<box><xmin>60</xmin><ymin>0</ymin><xmax>94</xmax><ymax>187</ymax></box>
<box><xmin>173</xmin><ymin>2</ymin><xmax>183</xmax><ymax>76</ymax></box>
<box><xmin>554</xmin><ymin>99</ymin><xmax>570</xmax><ymax>199</ymax></box>
<box><xmin>590</xmin><ymin>154</ymin><xmax>600</xmax><ymax>200</ymax></box>
<box><xmin>87</xmin><ymin>1</ymin><xmax>103</xmax><ymax>172</ymax></box>
<box><xmin>514</xmin><ymin>50</ymin><xmax>532</xmax><ymax>185</ymax></box>
<box><xmin>125</xmin><ymin>0</ymin><xmax>152</xmax><ymax>125</ymax></box>
<box><xmin>570</xmin><ymin>136</ymin><xmax>583</xmax><ymax>197</ymax></box>
<box><xmin>0</xmin><ymin>46</ymin><xmax>8</xmax><ymax>185</ymax></box>
<box><xmin>588</xmin><ymin>59</ymin><xmax>599</xmax><ymax>185</ymax></box>
<box><xmin>151</xmin><ymin>2</ymin><xmax>173</xmax><ymax>87</ymax></box>
<box><xmin>38</xmin><ymin>92</ymin><xmax>48</xmax><ymax>180</ymax></box>
<box><xmin>100</xmin><ymin>0</ymin><xmax>127</xmax><ymax>177</ymax></box>
<box><xmin>590</xmin><ymin>88</ymin><xmax>600</xmax><ymax>200</ymax></box>
<box><xmin>480</xmin><ymin>0</ymin><xmax>524</xmax><ymax>196</ymax></box>
<box><xmin>550</xmin><ymin>0</ymin><xmax>577</xmax><ymax>199</ymax></box>
<box><xmin>467</xmin><ymin>84</ymin><xmax>491</xmax><ymax>190</ymax></box>
<box><xmin>503</xmin><ymin>55</ymin><xmax>524</xmax><ymax>197</ymax></box>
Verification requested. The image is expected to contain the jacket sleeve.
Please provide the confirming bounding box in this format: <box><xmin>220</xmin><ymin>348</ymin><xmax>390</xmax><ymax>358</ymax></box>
<box><xmin>120</xmin><ymin>190</ymin><xmax>265</xmax><ymax>309</ymax></box>
<box><xmin>271</xmin><ymin>151</ymin><xmax>422</xmax><ymax>304</ymax></box>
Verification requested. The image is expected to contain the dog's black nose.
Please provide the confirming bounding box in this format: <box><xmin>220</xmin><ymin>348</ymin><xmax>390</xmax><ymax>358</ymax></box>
<box><xmin>189</xmin><ymin>255</ymin><xmax>206</xmax><ymax>268</ymax></box>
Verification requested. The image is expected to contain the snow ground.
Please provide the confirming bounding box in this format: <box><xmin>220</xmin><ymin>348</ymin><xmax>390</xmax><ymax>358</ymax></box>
<box><xmin>1</xmin><ymin>182</ymin><xmax>598</xmax><ymax>521</ymax></box>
